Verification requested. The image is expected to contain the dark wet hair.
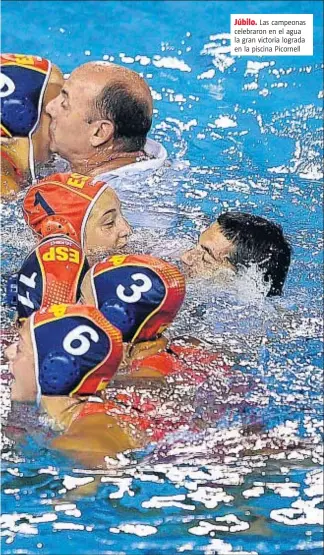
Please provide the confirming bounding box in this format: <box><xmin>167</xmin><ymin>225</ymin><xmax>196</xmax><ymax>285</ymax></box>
<box><xmin>93</xmin><ymin>82</ymin><xmax>152</xmax><ymax>151</ymax></box>
<box><xmin>217</xmin><ymin>212</ymin><xmax>291</xmax><ymax>296</ymax></box>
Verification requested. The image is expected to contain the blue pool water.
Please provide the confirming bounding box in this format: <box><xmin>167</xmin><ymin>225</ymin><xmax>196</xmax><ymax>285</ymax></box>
<box><xmin>1</xmin><ymin>1</ymin><xmax>323</xmax><ymax>554</ymax></box>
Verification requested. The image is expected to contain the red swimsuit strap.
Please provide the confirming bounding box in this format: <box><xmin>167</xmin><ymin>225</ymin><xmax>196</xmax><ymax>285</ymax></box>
<box><xmin>1</xmin><ymin>150</ymin><xmax>23</xmax><ymax>178</ymax></box>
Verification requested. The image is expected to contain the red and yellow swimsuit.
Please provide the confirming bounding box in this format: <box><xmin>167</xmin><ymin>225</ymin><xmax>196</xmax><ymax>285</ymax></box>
<box><xmin>75</xmin><ymin>344</ymin><xmax>231</xmax><ymax>443</ymax></box>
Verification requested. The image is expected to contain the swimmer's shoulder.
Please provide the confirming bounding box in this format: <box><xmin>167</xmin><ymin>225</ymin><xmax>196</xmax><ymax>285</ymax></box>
<box><xmin>1</xmin><ymin>141</ymin><xmax>29</xmax><ymax>198</ymax></box>
<box><xmin>51</xmin><ymin>411</ymin><xmax>138</xmax><ymax>464</ymax></box>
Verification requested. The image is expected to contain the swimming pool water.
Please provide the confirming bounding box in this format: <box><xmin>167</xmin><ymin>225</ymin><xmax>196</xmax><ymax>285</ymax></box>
<box><xmin>1</xmin><ymin>1</ymin><xmax>323</xmax><ymax>554</ymax></box>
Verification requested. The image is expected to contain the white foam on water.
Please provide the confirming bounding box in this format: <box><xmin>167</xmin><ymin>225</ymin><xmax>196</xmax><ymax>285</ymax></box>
<box><xmin>54</xmin><ymin>503</ymin><xmax>77</xmax><ymax>512</ymax></box>
<box><xmin>201</xmin><ymin>42</ymin><xmax>235</xmax><ymax>73</ymax></box>
<box><xmin>100</xmin><ymin>476</ymin><xmax>134</xmax><ymax>499</ymax></box>
<box><xmin>266</xmin><ymin>482</ymin><xmax>300</xmax><ymax>497</ymax></box>
<box><xmin>187</xmin><ymin>486</ymin><xmax>233</xmax><ymax>508</ymax></box>
<box><xmin>53</xmin><ymin>523</ymin><xmax>85</xmax><ymax>531</ymax></box>
<box><xmin>153</xmin><ymin>56</ymin><xmax>191</xmax><ymax>72</ymax></box>
<box><xmin>242</xmin><ymin>486</ymin><xmax>265</xmax><ymax>498</ymax></box>
<box><xmin>213</xmin><ymin>116</ymin><xmax>237</xmax><ymax>128</ymax></box>
<box><xmin>189</xmin><ymin>514</ymin><xmax>249</xmax><ymax>535</ymax></box>
<box><xmin>243</xmin><ymin>82</ymin><xmax>259</xmax><ymax>91</ymax></box>
<box><xmin>142</xmin><ymin>494</ymin><xmax>195</xmax><ymax>511</ymax></box>
<box><xmin>110</xmin><ymin>524</ymin><xmax>158</xmax><ymax>536</ymax></box>
<box><xmin>197</xmin><ymin>69</ymin><xmax>215</xmax><ymax>80</ymax></box>
<box><xmin>270</xmin><ymin>501</ymin><xmax>323</xmax><ymax>526</ymax></box>
<box><xmin>245</xmin><ymin>61</ymin><xmax>275</xmax><ymax>76</ymax></box>
<box><xmin>62</xmin><ymin>475</ymin><xmax>94</xmax><ymax>491</ymax></box>
<box><xmin>135</xmin><ymin>55</ymin><xmax>151</xmax><ymax>66</ymax></box>
<box><xmin>119</xmin><ymin>54</ymin><xmax>135</xmax><ymax>64</ymax></box>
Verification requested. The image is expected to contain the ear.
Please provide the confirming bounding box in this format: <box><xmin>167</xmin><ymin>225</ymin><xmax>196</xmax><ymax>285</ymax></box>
<box><xmin>90</xmin><ymin>120</ymin><xmax>114</xmax><ymax>147</ymax></box>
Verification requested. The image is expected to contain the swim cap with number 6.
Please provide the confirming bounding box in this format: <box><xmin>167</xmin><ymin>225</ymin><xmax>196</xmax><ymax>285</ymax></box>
<box><xmin>31</xmin><ymin>304</ymin><xmax>123</xmax><ymax>397</ymax></box>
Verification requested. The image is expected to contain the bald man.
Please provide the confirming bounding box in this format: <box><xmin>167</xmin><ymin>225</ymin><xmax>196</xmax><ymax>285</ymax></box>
<box><xmin>46</xmin><ymin>62</ymin><xmax>166</xmax><ymax>182</ymax></box>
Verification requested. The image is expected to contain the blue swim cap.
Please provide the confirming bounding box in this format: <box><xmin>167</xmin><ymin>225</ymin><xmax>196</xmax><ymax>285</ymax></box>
<box><xmin>88</xmin><ymin>254</ymin><xmax>186</xmax><ymax>343</ymax></box>
<box><xmin>31</xmin><ymin>304</ymin><xmax>123</xmax><ymax>399</ymax></box>
<box><xmin>1</xmin><ymin>54</ymin><xmax>51</xmax><ymax>138</ymax></box>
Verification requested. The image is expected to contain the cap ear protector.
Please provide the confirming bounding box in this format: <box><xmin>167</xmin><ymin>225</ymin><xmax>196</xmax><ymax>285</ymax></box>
<box><xmin>31</xmin><ymin>304</ymin><xmax>123</xmax><ymax>399</ymax></box>
<box><xmin>0</xmin><ymin>54</ymin><xmax>51</xmax><ymax>181</ymax></box>
<box><xmin>89</xmin><ymin>254</ymin><xmax>186</xmax><ymax>343</ymax></box>
<box><xmin>40</xmin><ymin>216</ymin><xmax>78</xmax><ymax>242</ymax></box>
<box><xmin>12</xmin><ymin>236</ymin><xmax>88</xmax><ymax>321</ymax></box>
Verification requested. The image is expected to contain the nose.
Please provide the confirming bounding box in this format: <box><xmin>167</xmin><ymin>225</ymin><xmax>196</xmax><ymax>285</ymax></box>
<box><xmin>4</xmin><ymin>341</ymin><xmax>18</xmax><ymax>363</ymax></box>
<box><xmin>119</xmin><ymin>217</ymin><xmax>132</xmax><ymax>239</ymax></box>
<box><xmin>181</xmin><ymin>248</ymin><xmax>196</xmax><ymax>267</ymax></box>
<box><xmin>46</xmin><ymin>96</ymin><xmax>57</xmax><ymax>117</ymax></box>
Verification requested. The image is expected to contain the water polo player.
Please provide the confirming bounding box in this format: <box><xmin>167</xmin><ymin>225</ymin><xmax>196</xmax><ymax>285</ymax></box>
<box><xmin>23</xmin><ymin>172</ymin><xmax>131</xmax><ymax>256</ymax></box>
<box><xmin>80</xmin><ymin>253</ymin><xmax>229</xmax><ymax>382</ymax></box>
<box><xmin>5</xmin><ymin>304</ymin><xmax>123</xmax><ymax>404</ymax></box>
<box><xmin>5</xmin><ymin>262</ymin><xmax>232</xmax><ymax>466</ymax></box>
<box><xmin>1</xmin><ymin>53</ymin><xmax>63</xmax><ymax>196</ymax></box>
<box><xmin>80</xmin><ymin>254</ymin><xmax>186</xmax><ymax>354</ymax></box>
<box><xmin>6</xmin><ymin>235</ymin><xmax>89</xmax><ymax>324</ymax></box>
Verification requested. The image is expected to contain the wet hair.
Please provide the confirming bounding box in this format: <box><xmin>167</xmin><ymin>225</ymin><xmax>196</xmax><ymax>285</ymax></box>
<box><xmin>93</xmin><ymin>82</ymin><xmax>152</xmax><ymax>151</ymax></box>
<box><xmin>217</xmin><ymin>212</ymin><xmax>291</xmax><ymax>296</ymax></box>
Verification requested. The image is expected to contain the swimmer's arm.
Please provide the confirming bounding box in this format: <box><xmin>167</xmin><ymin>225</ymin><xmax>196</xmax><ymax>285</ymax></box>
<box><xmin>50</xmin><ymin>413</ymin><xmax>139</xmax><ymax>467</ymax></box>
<box><xmin>1</xmin><ymin>165</ymin><xmax>20</xmax><ymax>198</ymax></box>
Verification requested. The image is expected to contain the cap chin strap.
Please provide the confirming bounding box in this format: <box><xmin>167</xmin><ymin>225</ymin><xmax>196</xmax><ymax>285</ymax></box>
<box><xmin>27</xmin><ymin>60</ymin><xmax>52</xmax><ymax>184</ymax></box>
<box><xmin>28</xmin><ymin>135</ymin><xmax>36</xmax><ymax>184</ymax></box>
<box><xmin>29</xmin><ymin>313</ymin><xmax>42</xmax><ymax>406</ymax></box>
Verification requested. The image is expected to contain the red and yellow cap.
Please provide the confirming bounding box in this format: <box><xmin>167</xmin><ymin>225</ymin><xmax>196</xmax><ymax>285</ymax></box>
<box><xmin>23</xmin><ymin>172</ymin><xmax>109</xmax><ymax>247</ymax></box>
<box><xmin>16</xmin><ymin>235</ymin><xmax>89</xmax><ymax>322</ymax></box>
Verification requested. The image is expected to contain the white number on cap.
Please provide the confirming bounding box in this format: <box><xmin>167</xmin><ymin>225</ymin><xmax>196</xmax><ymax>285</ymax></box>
<box><xmin>63</xmin><ymin>325</ymin><xmax>99</xmax><ymax>356</ymax></box>
<box><xmin>17</xmin><ymin>272</ymin><xmax>37</xmax><ymax>309</ymax></box>
<box><xmin>0</xmin><ymin>74</ymin><xmax>15</xmax><ymax>98</ymax></box>
<box><xmin>116</xmin><ymin>273</ymin><xmax>153</xmax><ymax>304</ymax></box>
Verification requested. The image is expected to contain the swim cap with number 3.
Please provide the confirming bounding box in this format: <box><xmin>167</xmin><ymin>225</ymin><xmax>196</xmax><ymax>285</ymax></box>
<box><xmin>84</xmin><ymin>254</ymin><xmax>186</xmax><ymax>342</ymax></box>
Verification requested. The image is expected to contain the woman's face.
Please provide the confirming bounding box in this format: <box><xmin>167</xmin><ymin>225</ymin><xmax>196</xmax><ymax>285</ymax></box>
<box><xmin>32</xmin><ymin>64</ymin><xmax>64</xmax><ymax>164</ymax></box>
<box><xmin>84</xmin><ymin>188</ymin><xmax>132</xmax><ymax>257</ymax></box>
<box><xmin>5</xmin><ymin>323</ymin><xmax>38</xmax><ymax>403</ymax></box>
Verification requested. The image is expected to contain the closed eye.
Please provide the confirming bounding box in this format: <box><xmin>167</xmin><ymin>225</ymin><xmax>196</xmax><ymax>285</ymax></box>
<box><xmin>60</xmin><ymin>89</ymin><xmax>69</xmax><ymax>109</ymax></box>
<box><xmin>102</xmin><ymin>219</ymin><xmax>115</xmax><ymax>228</ymax></box>
<box><xmin>201</xmin><ymin>245</ymin><xmax>215</xmax><ymax>263</ymax></box>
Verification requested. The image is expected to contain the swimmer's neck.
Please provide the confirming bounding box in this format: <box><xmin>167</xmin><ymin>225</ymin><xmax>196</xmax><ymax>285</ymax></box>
<box><xmin>70</xmin><ymin>144</ymin><xmax>141</xmax><ymax>177</ymax></box>
<box><xmin>41</xmin><ymin>395</ymin><xmax>85</xmax><ymax>431</ymax></box>
<box><xmin>127</xmin><ymin>336</ymin><xmax>168</xmax><ymax>361</ymax></box>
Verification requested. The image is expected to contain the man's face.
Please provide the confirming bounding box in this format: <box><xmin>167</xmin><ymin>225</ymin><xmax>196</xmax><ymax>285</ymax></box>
<box><xmin>5</xmin><ymin>323</ymin><xmax>37</xmax><ymax>403</ymax></box>
<box><xmin>46</xmin><ymin>67</ymin><xmax>102</xmax><ymax>161</ymax></box>
<box><xmin>181</xmin><ymin>222</ymin><xmax>235</xmax><ymax>278</ymax></box>
<box><xmin>85</xmin><ymin>188</ymin><xmax>132</xmax><ymax>257</ymax></box>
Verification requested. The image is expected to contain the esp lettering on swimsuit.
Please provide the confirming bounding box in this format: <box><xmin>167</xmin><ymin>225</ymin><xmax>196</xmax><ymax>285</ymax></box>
<box><xmin>42</xmin><ymin>246</ymin><xmax>80</xmax><ymax>264</ymax></box>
